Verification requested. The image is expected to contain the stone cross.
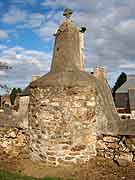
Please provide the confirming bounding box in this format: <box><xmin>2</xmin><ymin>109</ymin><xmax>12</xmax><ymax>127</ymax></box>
<box><xmin>63</xmin><ymin>8</ymin><xmax>73</xmax><ymax>19</ymax></box>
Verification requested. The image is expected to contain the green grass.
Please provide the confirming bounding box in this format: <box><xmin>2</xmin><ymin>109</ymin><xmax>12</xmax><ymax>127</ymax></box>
<box><xmin>0</xmin><ymin>170</ymin><xmax>61</xmax><ymax>180</ymax></box>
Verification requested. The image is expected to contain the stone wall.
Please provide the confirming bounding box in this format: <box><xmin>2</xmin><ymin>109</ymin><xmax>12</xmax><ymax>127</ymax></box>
<box><xmin>0</xmin><ymin>127</ymin><xmax>29</xmax><ymax>160</ymax></box>
<box><xmin>96</xmin><ymin>134</ymin><xmax>135</xmax><ymax>166</ymax></box>
<box><xmin>29</xmin><ymin>86</ymin><xmax>97</xmax><ymax>166</ymax></box>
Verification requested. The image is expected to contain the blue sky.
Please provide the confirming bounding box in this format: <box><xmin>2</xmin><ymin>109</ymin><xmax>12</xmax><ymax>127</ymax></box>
<box><xmin>0</xmin><ymin>0</ymin><xmax>135</xmax><ymax>94</ymax></box>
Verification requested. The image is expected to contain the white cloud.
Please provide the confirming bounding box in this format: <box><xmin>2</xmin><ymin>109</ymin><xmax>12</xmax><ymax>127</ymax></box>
<box><xmin>2</xmin><ymin>6</ymin><xmax>27</xmax><ymax>24</ymax></box>
<box><xmin>41</xmin><ymin>0</ymin><xmax>66</xmax><ymax>8</ymax></box>
<box><xmin>1</xmin><ymin>0</ymin><xmax>135</xmax><ymax>89</ymax></box>
<box><xmin>120</xmin><ymin>63</ymin><xmax>135</xmax><ymax>70</ymax></box>
<box><xmin>12</xmin><ymin>0</ymin><xmax>37</xmax><ymax>6</ymax></box>
<box><xmin>116</xmin><ymin>19</ymin><xmax>135</xmax><ymax>35</ymax></box>
<box><xmin>38</xmin><ymin>21</ymin><xmax>58</xmax><ymax>39</ymax></box>
<box><xmin>0</xmin><ymin>71</ymin><xmax>7</xmax><ymax>76</ymax></box>
<box><xmin>27</xmin><ymin>13</ymin><xmax>45</xmax><ymax>28</ymax></box>
<box><xmin>41</xmin><ymin>0</ymin><xmax>99</xmax><ymax>10</ymax></box>
<box><xmin>0</xmin><ymin>30</ymin><xmax>8</xmax><ymax>39</ymax></box>
<box><xmin>37</xmin><ymin>1</ymin><xmax>135</xmax><ymax>86</ymax></box>
<box><xmin>0</xmin><ymin>46</ymin><xmax>52</xmax><ymax>90</ymax></box>
<box><xmin>0</xmin><ymin>45</ymin><xmax>8</xmax><ymax>49</ymax></box>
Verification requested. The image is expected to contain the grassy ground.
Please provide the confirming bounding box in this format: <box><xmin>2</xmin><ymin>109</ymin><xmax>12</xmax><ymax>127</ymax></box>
<box><xmin>0</xmin><ymin>170</ymin><xmax>61</xmax><ymax>180</ymax></box>
<box><xmin>0</xmin><ymin>157</ymin><xmax>135</xmax><ymax>180</ymax></box>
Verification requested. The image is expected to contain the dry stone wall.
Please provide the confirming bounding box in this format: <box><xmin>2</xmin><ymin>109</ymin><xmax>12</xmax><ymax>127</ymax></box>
<box><xmin>0</xmin><ymin>127</ymin><xmax>29</xmax><ymax>160</ymax></box>
<box><xmin>96</xmin><ymin>134</ymin><xmax>135</xmax><ymax>166</ymax></box>
<box><xmin>29</xmin><ymin>86</ymin><xmax>97</xmax><ymax>166</ymax></box>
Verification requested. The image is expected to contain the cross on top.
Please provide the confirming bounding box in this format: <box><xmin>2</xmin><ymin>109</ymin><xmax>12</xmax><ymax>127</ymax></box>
<box><xmin>63</xmin><ymin>8</ymin><xmax>73</xmax><ymax>19</ymax></box>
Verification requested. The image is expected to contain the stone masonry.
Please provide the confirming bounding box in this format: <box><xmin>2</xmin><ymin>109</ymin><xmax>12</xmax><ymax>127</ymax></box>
<box><xmin>28</xmin><ymin>9</ymin><xmax>122</xmax><ymax>166</ymax></box>
<box><xmin>0</xmin><ymin>9</ymin><xmax>135</xmax><ymax>167</ymax></box>
<box><xmin>96</xmin><ymin>134</ymin><xmax>135</xmax><ymax>166</ymax></box>
<box><xmin>29</xmin><ymin>86</ymin><xmax>97</xmax><ymax>165</ymax></box>
<box><xmin>0</xmin><ymin>127</ymin><xmax>28</xmax><ymax>160</ymax></box>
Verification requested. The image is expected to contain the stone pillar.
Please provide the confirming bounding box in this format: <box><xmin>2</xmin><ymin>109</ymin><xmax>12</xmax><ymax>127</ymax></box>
<box><xmin>18</xmin><ymin>96</ymin><xmax>29</xmax><ymax>129</ymax></box>
<box><xmin>13</xmin><ymin>96</ymin><xmax>29</xmax><ymax>129</ymax></box>
<box><xmin>50</xmin><ymin>12</ymin><xmax>86</xmax><ymax>72</ymax></box>
<box><xmin>94</xmin><ymin>67</ymin><xmax>106</xmax><ymax>82</ymax></box>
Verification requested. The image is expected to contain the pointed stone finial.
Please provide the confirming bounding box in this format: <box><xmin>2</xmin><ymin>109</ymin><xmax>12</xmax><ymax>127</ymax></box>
<box><xmin>50</xmin><ymin>8</ymin><xmax>85</xmax><ymax>72</ymax></box>
<box><xmin>63</xmin><ymin>8</ymin><xmax>73</xmax><ymax>19</ymax></box>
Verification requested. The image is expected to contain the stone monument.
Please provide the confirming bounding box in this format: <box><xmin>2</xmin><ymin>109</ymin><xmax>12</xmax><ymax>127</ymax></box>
<box><xmin>28</xmin><ymin>9</ymin><xmax>120</xmax><ymax>166</ymax></box>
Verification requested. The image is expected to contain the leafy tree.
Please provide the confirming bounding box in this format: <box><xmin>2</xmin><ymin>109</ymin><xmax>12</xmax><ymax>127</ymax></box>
<box><xmin>10</xmin><ymin>88</ymin><xmax>17</xmax><ymax>105</ymax></box>
<box><xmin>10</xmin><ymin>88</ymin><xmax>22</xmax><ymax>105</ymax></box>
<box><xmin>112</xmin><ymin>72</ymin><xmax>127</xmax><ymax>98</ymax></box>
<box><xmin>17</xmin><ymin>88</ymin><xmax>22</xmax><ymax>94</ymax></box>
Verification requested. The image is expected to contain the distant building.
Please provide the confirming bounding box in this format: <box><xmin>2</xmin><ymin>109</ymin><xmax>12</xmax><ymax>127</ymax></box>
<box><xmin>115</xmin><ymin>75</ymin><xmax>135</xmax><ymax>119</ymax></box>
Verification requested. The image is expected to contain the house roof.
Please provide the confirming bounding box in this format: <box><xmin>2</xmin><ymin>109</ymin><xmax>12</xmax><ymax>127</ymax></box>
<box><xmin>116</xmin><ymin>75</ymin><xmax>135</xmax><ymax>93</ymax></box>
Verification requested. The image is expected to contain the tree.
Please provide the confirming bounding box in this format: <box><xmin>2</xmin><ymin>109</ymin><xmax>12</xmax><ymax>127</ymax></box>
<box><xmin>10</xmin><ymin>88</ymin><xmax>17</xmax><ymax>105</ymax></box>
<box><xmin>17</xmin><ymin>88</ymin><xmax>22</xmax><ymax>94</ymax></box>
<box><xmin>10</xmin><ymin>88</ymin><xmax>22</xmax><ymax>105</ymax></box>
<box><xmin>112</xmin><ymin>72</ymin><xmax>127</xmax><ymax>98</ymax></box>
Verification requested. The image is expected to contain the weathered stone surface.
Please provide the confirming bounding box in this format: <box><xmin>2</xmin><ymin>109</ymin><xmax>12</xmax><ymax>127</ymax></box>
<box><xmin>114</xmin><ymin>152</ymin><xmax>133</xmax><ymax>167</ymax></box>
<box><xmin>125</xmin><ymin>137</ymin><xmax>135</xmax><ymax>151</ymax></box>
<box><xmin>71</xmin><ymin>144</ymin><xmax>86</xmax><ymax>151</ymax></box>
<box><xmin>7</xmin><ymin>131</ymin><xmax>17</xmax><ymax>138</ymax></box>
<box><xmin>103</xmin><ymin>136</ymin><xmax>119</xmax><ymax>143</ymax></box>
<box><xmin>119</xmin><ymin>152</ymin><xmax>133</xmax><ymax>162</ymax></box>
<box><xmin>115</xmin><ymin>159</ymin><xmax>129</xmax><ymax>167</ymax></box>
<box><xmin>104</xmin><ymin>150</ymin><xmax>114</xmax><ymax>159</ymax></box>
<box><xmin>27</xmin><ymin>9</ymin><xmax>122</xmax><ymax>166</ymax></box>
<box><xmin>97</xmin><ymin>135</ymin><xmax>135</xmax><ymax>164</ymax></box>
<box><xmin>119</xmin><ymin>142</ymin><xmax>129</xmax><ymax>152</ymax></box>
<box><xmin>13</xmin><ymin>96</ymin><xmax>29</xmax><ymax>129</ymax></box>
<box><xmin>2</xmin><ymin>9</ymin><xmax>135</xmax><ymax>168</ymax></box>
<box><xmin>96</xmin><ymin>150</ymin><xmax>105</xmax><ymax>157</ymax></box>
<box><xmin>29</xmin><ymin>86</ymin><xmax>97</xmax><ymax>164</ymax></box>
<box><xmin>96</xmin><ymin>140</ymin><xmax>106</xmax><ymax>150</ymax></box>
<box><xmin>0</xmin><ymin>127</ymin><xmax>28</xmax><ymax>159</ymax></box>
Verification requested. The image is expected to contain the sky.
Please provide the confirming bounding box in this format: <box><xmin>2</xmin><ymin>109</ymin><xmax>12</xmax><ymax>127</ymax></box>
<box><xmin>0</xmin><ymin>0</ymin><xmax>135</xmax><ymax>94</ymax></box>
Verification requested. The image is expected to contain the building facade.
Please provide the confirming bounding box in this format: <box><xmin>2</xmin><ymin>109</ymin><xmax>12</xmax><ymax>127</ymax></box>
<box><xmin>115</xmin><ymin>75</ymin><xmax>135</xmax><ymax>119</ymax></box>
